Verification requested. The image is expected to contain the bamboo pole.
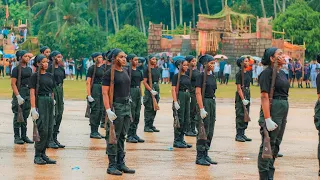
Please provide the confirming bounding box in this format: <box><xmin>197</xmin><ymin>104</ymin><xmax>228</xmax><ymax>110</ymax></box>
<box><xmin>184</xmin><ymin>22</ymin><xmax>186</xmax><ymax>35</ymax></box>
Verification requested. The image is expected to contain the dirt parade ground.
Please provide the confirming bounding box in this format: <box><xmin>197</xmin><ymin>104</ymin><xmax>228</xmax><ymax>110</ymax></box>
<box><xmin>0</xmin><ymin>98</ymin><xmax>319</xmax><ymax>180</ymax></box>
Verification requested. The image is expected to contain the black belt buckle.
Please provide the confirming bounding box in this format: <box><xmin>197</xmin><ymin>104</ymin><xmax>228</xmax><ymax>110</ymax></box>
<box><xmin>21</xmin><ymin>84</ymin><xmax>29</xmax><ymax>88</ymax></box>
<box><xmin>131</xmin><ymin>86</ymin><xmax>140</xmax><ymax>88</ymax></box>
<box><xmin>153</xmin><ymin>82</ymin><xmax>158</xmax><ymax>84</ymax></box>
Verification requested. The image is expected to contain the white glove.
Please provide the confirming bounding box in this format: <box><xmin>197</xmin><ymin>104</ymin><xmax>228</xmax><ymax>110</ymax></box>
<box><xmin>265</xmin><ymin>118</ymin><xmax>278</xmax><ymax>131</ymax></box>
<box><xmin>31</xmin><ymin>108</ymin><xmax>39</xmax><ymax>120</ymax></box>
<box><xmin>106</xmin><ymin>108</ymin><xmax>117</xmax><ymax>121</ymax></box>
<box><xmin>174</xmin><ymin>101</ymin><xmax>180</xmax><ymax>110</ymax></box>
<box><xmin>150</xmin><ymin>90</ymin><xmax>158</xmax><ymax>96</ymax></box>
<box><xmin>16</xmin><ymin>95</ymin><xmax>25</xmax><ymax>105</ymax></box>
<box><xmin>200</xmin><ymin>108</ymin><xmax>208</xmax><ymax>119</ymax></box>
<box><xmin>242</xmin><ymin>99</ymin><xmax>249</xmax><ymax>106</ymax></box>
<box><xmin>54</xmin><ymin>100</ymin><xmax>56</xmax><ymax>105</ymax></box>
<box><xmin>141</xmin><ymin>96</ymin><xmax>144</xmax><ymax>105</ymax></box>
<box><xmin>87</xmin><ymin>95</ymin><xmax>95</xmax><ymax>102</ymax></box>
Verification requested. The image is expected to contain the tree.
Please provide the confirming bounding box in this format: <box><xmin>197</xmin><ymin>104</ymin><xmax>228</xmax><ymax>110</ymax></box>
<box><xmin>198</xmin><ymin>0</ymin><xmax>203</xmax><ymax>14</ymax></box>
<box><xmin>260</xmin><ymin>0</ymin><xmax>266</xmax><ymax>17</ymax></box>
<box><xmin>309</xmin><ymin>0</ymin><xmax>320</xmax><ymax>12</ymax></box>
<box><xmin>179</xmin><ymin>0</ymin><xmax>182</xmax><ymax>25</ymax></box>
<box><xmin>108</xmin><ymin>0</ymin><xmax>118</xmax><ymax>32</ymax></box>
<box><xmin>137</xmin><ymin>0</ymin><xmax>146</xmax><ymax>36</ymax></box>
<box><xmin>170</xmin><ymin>0</ymin><xmax>174</xmax><ymax>30</ymax></box>
<box><xmin>273</xmin><ymin>0</ymin><xmax>277</xmax><ymax>18</ymax></box>
<box><xmin>106</xmin><ymin>24</ymin><xmax>147</xmax><ymax>56</ymax></box>
<box><xmin>8</xmin><ymin>0</ymin><xmax>30</xmax><ymax>25</ymax></box>
<box><xmin>205</xmin><ymin>0</ymin><xmax>209</xmax><ymax>14</ymax></box>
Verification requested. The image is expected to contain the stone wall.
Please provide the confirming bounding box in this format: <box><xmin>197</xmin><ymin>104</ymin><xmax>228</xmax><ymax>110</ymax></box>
<box><xmin>148</xmin><ymin>23</ymin><xmax>162</xmax><ymax>54</ymax></box>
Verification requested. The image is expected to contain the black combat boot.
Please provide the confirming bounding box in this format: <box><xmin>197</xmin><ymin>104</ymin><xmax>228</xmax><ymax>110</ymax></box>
<box><xmin>14</xmin><ymin>128</ymin><xmax>24</xmax><ymax>144</ymax></box>
<box><xmin>277</xmin><ymin>152</ymin><xmax>283</xmax><ymax>157</ymax></box>
<box><xmin>144</xmin><ymin>126</ymin><xmax>153</xmax><ymax>132</ymax></box>
<box><xmin>195</xmin><ymin>150</ymin><xmax>210</xmax><ymax>166</ymax></box>
<box><xmin>180</xmin><ymin>133</ymin><xmax>192</xmax><ymax>148</ymax></box>
<box><xmin>97</xmin><ymin>132</ymin><xmax>106</xmax><ymax>139</ymax></box>
<box><xmin>90</xmin><ymin>126</ymin><xmax>102</xmax><ymax>139</ymax></box>
<box><xmin>133</xmin><ymin>135</ymin><xmax>145</xmax><ymax>143</ymax></box>
<box><xmin>100</xmin><ymin>122</ymin><xmax>105</xmax><ymax>128</ymax></box>
<box><xmin>151</xmin><ymin>126</ymin><xmax>160</xmax><ymax>132</ymax></box>
<box><xmin>41</xmin><ymin>149</ymin><xmax>57</xmax><ymax>164</ymax></box>
<box><xmin>242</xmin><ymin>129</ymin><xmax>252</xmax><ymax>141</ymax></box>
<box><xmin>268</xmin><ymin>168</ymin><xmax>274</xmax><ymax>180</ymax></box>
<box><xmin>21</xmin><ymin>125</ymin><xmax>34</xmax><ymax>144</ymax></box>
<box><xmin>48</xmin><ymin>140</ymin><xmax>59</xmax><ymax>149</ymax></box>
<box><xmin>173</xmin><ymin>141</ymin><xmax>188</xmax><ymax>148</ymax></box>
<box><xmin>117</xmin><ymin>152</ymin><xmax>135</xmax><ymax>174</ymax></box>
<box><xmin>259</xmin><ymin>171</ymin><xmax>269</xmax><ymax>180</ymax></box>
<box><xmin>34</xmin><ymin>149</ymin><xmax>46</xmax><ymax>165</ymax></box>
<box><xmin>204</xmin><ymin>150</ymin><xmax>218</xmax><ymax>164</ymax></box>
<box><xmin>126</xmin><ymin>136</ymin><xmax>138</xmax><ymax>143</ymax></box>
<box><xmin>235</xmin><ymin>129</ymin><xmax>245</xmax><ymax>142</ymax></box>
<box><xmin>107</xmin><ymin>155</ymin><xmax>122</xmax><ymax>175</ymax></box>
<box><xmin>53</xmin><ymin>133</ymin><xmax>65</xmax><ymax>148</ymax></box>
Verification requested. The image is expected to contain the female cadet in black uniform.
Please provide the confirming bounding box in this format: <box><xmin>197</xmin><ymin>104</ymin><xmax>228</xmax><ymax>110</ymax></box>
<box><xmin>313</xmin><ymin>54</ymin><xmax>320</xmax><ymax>176</ymax></box>
<box><xmin>143</xmin><ymin>55</ymin><xmax>161</xmax><ymax>132</ymax></box>
<box><xmin>234</xmin><ymin>57</ymin><xmax>252</xmax><ymax>142</ymax></box>
<box><xmin>47</xmin><ymin>51</ymin><xmax>66</xmax><ymax>148</ymax></box>
<box><xmin>257</xmin><ymin>47</ymin><xmax>288</xmax><ymax>180</ymax></box>
<box><xmin>185</xmin><ymin>55</ymin><xmax>200</xmax><ymax>136</ymax></box>
<box><xmin>195</xmin><ymin>54</ymin><xmax>218</xmax><ymax>166</ymax></box>
<box><xmin>126</xmin><ymin>54</ymin><xmax>144</xmax><ymax>143</ymax></box>
<box><xmin>172</xmin><ymin>58</ymin><xmax>192</xmax><ymax>148</ymax></box>
<box><xmin>86</xmin><ymin>53</ymin><xmax>105</xmax><ymax>139</ymax></box>
<box><xmin>102</xmin><ymin>49</ymin><xmax>135</xmax><ymax>175</ymax></box>
<box><xmin>40</xmin><ymin>46</ymin><xmax>51</xmax><ymax>59</ymax></box>
<box><xmin>11</xmin><ymin>50</ymin><xmax>33</xmax><ymax>144</ymax></box>
<box><xmin>30</xmin><ymin>54</ymin><xmax>56</xmax><ymax>165</ymax></box>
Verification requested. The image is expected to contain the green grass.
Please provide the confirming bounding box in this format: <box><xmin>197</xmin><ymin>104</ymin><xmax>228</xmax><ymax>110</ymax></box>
<box><xmin>0</xmin><ymin>77</ymin><xmax>317</xmax><ymax>103</ymax></box>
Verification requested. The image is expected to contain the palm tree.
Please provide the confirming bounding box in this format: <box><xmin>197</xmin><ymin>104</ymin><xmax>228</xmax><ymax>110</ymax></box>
<box><xmin>88</xmin><ymin>0</ymin><xmax>101</xmax><ymax>27</ymax></box>
<box><xmin>108</xmin><ymin>0</ymin><xmax>118</xmax><ymax>32</ymax></box>
<box><xmin>273</xmin><ymin>0</ymin><xmax>277</xmax><ymax>18</ymax></box>
<box><xmin>309</xmin><ymin>0</ymin><xmax>320</xmax><ymax>12</ymax></box>
<box><xmin>205</xmin><ymin>0</ymin><xmax>209</xmax><ymax>14</ymax></box>
<box><xmin>137</xmin><ymin>0</ymin><xmax>146</xmax><ymax>36</ymax></box>
<box><xmin>31</xmin><ymin>0</ymin><xmax>55</xmax><ymax>21</ymax></box>
<box><xmin>198</xmin><ymin>0</ymin><xmax>203</xmax><ymax>14</ymax></box>
<box><xmin>260</xmin><ymin>0</ymin><xmax>266</xmax><ymax>18</ymax></box>
<box><xmin>179</xmin><ymin>0</ymin><xmax>183</xmax><ymax>25</ymax></box>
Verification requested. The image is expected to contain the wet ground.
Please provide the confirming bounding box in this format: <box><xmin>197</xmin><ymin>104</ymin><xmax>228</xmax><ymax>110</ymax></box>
<box><xmin>0</xmin><ymin>99</ymin><xmax>318</xmax><ymax>180</ymax></box>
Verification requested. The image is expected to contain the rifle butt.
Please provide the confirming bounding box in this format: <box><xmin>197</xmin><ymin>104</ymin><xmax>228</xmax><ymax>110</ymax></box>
<box><xmin>243</xmin><ymin>105</ymin><xmax>251</xmax><ymax>122</ymax></box>
<box><xmin>198</xmin><ymin>119</ymin><xmax>207</xmax><ymax>140</ymax></box>
<box><xmin>262</xmin><ymin>127</ymin><xmax>273</xmax><ymax>159</ymax></box>
<box><xmin>17</xmin><ymin>106</ymin><xmax>24</xmax><ymax>123</ymax></box>
<box><xmin>85</xmin><ymin>103</ymin><xmax>90</xmax><ymax>118</ymax></box>
<box><xmin>109</xmin><ymin>120</ymin><xmax>117</xmax><ymax>145</ymax></box>
<box><xmin>173</xmin><ymin>103</ymin><xmax>180</xmax><ymax>128</ymax></box>
<box><xmin>152</xmin><ymin>95</ymin><xmax>159</xmax><ymax>111</ymax></box>
<box><xmin>32</xmin><ymin>120</ymin><xmax>40</xmax><ymax>142</ymax></box>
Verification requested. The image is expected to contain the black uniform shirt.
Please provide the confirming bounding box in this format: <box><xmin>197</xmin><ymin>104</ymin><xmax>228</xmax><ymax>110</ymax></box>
<box><xmin>11</xmin><ymin>66</ymin><xmax>32</xmax><ymax>86</ymax></box>
<box><xmin>130</xmin><ymin>69</ymin><xmax>143</xmax><ymax>87</ymax></box>
<box><xmin>144</xmin><ymin>67</ymin><xmax>160</xmax><ymax>84</ymax></box>
<box><xmin>47</xmin><ymin>65</ymin><xmax>66</xmax><ymax>85</ymax></box>
<box><xmin>103</xmin><ymin>69</ymin><xmax>131</xmax><ymax>98</ymax></box>
<box><xmin>186</xmin><ymin>68</ymin><xmax>200</xmax><ymax>87</ymax></box>
<box><xmin>101</xmin><ymin>64</ymin><xmax>111</xmax><ymax>72</ymax></box>
<box><xmin>29</xmin><ymin>73</ymin><xmax>55</xmax><ymax>95</ymax></box>
<box><xmin>235</xmin><ymin>70</ymin><xmax>251</xmax><ymax>87</ymax></box>
<box><xmin>195</xmin><ymin>72</ymin><xmax>217</xmax><ymax>98</ymax></box>
<box><xmin>317</xmin><ymin>73</ymin><xmax>320</xmax><ymax>94</ymax></box>
<box><xmin>172</xmin><ymin>74</ymin><xmax>191</xmax><ymax>91</ymax></box>
<box><xmin>86</xmin><ymin>65</ymin><xmax>104</xmax><ymax>84</ymax></box>
<box><xmin>259</xmin><ymin>66</ymin><xmax>290</xmax><ymax>97</ymax></box>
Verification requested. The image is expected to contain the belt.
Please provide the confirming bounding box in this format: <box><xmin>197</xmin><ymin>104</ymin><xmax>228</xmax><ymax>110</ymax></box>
<box><xmin>179</xmin><ymin>89</ymin><xmax>189</xmax><ymax>92</ymax></box>
<box><xmin>131</xmin><ymin>86</ymin><xmax>140</xmax><ymax>88</ymax></box>
<box><xmin>38</xmin><ymin>93</ymin><xmax>52</xmax><ymax>97</ymax></box>
<box><xmin>273</xmin><ymin>96</ymin><xmax>288</xmax><ymax>100</ymax></box>
<box><xmin>56</xmin><ymin>83</ymin><xmax>63</xmax><ymax>87</ymax></box>
<box><xmin>153</xmin><ymin>82</ymin><xmax>158</xmax><ymax>84</ymax></box>
<box><xmin>94</xmin><ymin>82</ymin><xmax>102</xmax><ymax>85</ymax></box>
<box><xmin>114</xmin><ymin>97</ymin><xmax>130</xmax><ymax>104</ymax></box>
<box><xmin>21</xmin><ymin>84</ymin><xmax>29</xmax><ymax>88</ymax></box>
<box><xmin>243</xmin><ymin>87</ymin><xmax>250</xmax><ymax>90</ymax></box>
<box><xmin>204</xmin><ymin>97</ymin><xmax>216</xmax><ymax>100</ymax></box>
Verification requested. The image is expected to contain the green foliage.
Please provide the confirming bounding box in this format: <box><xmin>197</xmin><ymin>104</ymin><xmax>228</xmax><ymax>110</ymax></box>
<box><xmin>273</xmin><ymin>0</ymin><xmax>320</xmax><ymax>59</ymax></box>
<box><xmin>106</xmin><ymin>25</ymin><xmax>147</xmax><ymax>56</ymax></box>
<box><xmin>8</xmin><ymin>0</ymin><xmax>31</xmax><ymax>25</ymax></box>
<box><xmin>38</xmin><ymin>30</ymin><xmax>60</xmax><ymax>51</ymax></box>
<box><xmin>60</xmin><ymin>24</ymin><xmax>107</xmax><ymax>58</ymax></box>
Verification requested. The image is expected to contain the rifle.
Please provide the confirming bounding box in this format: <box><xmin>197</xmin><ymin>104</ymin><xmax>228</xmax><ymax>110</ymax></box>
<box><xmin>198</xmin><ymin>64</ymin><xmax>208</xmax><ymax>140</ymax></box>
<box><xmin>33</xmin><ymin>66</ymin><xmax>41</xmax><ymax>142</ymax></box>
<box><xmin>148</xmin><ymin>59</ymin><xmax>160</xmax><ymax>111</ymax></box>
<box><xmin>262</xmin><ymin>60</ymin><xmax>278</xmax><ymax>159</ymax></box>
<box><xmin>104</xmin><ymin>59</ymin><xmax>109</xmax><ymax>130</ymax></box>
<box><xmin>16</xmin><ymin>64</ymin><xmax>24</xmax><ymax>123</ymax></box>
<box><xmin>85</xmin><ymin>61</ymin><xmax>97</xmax><ymax>118</ymax></box>
<box><xmin>108</xmin><ymin>57</ymin><xmax>117</xmax><ymax>145</ymax></box>
<box><xmin>173</xmin><ymin>62</ymin><xmax>182</xmax><ymax>128</ymax></box>
<box><xmin>241</xmin><ymin>63</ymin><xmax>251</xmax><ymax>122</ymax></box>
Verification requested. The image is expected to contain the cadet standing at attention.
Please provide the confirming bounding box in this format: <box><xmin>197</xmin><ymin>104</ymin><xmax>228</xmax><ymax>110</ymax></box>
<box><xmin>257</xmin><ymin>48</ymin><xmax>288</xmax><ymax>180</ymax></box>
<box><xmin>195</xmin><ymin>54</ymin><xmax>218</xmax><ymax>166</ymax></box>
<box><xmin>171</xmin><ymin>57</ymin><xmax>192</xmax><ymax>148</ymax></box>
<box><xmin>313</xmin><ymin>54</ymin><xmax>320</xmax><ymax>176</ymax></box>
<box><xmin>185</xmin><ymin>55</ymin><xmax>200</xmax><ymax>137</ymax></box>
<box><xmin>100</xmin><ymin>51</ymin><xmax>112</xmax><ymax>129</ymax></box>
<box><xmin>30</xmin><ymin>54</ymin><xmax>56</xmax><ymax>165</ymax></box>
<box><xmin>86</xmin><ymin>53</ymin><xmax>105</xmax><ymax>139</ymax></box>
<box><xmin>126</xmin><ymin>54</ymin><xmax>145</xmax><ymax>143</ymax></box>
<box><xmin>47</xmin><ymin>51</ymin><xmax>66</xmax><ymax>148</ymax></box>
<box><xmin>11</xmin><ymin>50</ymin><xmax>34</xmax><ymax>144</ymax></box>
<box><xmin>143</xmin><ymin>55</ymin><xmax>161</xmax><ymax>132</ymax></box>
<box><xmin>40</xmin><ymin>46</ymin><xmax>51</xmax><ymax>60</ymax></box>
<box><xmin>234</xmin><ymin>57</ymin><xmax>252</xmax><ymax>142</ymax></box>
<box><xmin>102</xmin><ymin>49</ymin><xmax>135</xmax><ymax>175</ymax></box>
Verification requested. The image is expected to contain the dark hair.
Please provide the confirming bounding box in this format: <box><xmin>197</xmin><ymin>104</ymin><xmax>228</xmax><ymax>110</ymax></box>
<box><xmin>127</xmin><ymin>54</ymin><xmax>137</xmax><ymax>62</ymax></box>
<box><xmin>174</xmin><ymin>59</ymin><xmax>186</xmax><ymax>68</ymax></box>
<box><xmin>236</xmin><ymin>57</ymin><xmax>246</xmax><ymax>67</ymax></box>
<box><xmin>186</xmin><ymin>55</ymin><xmax>195</xmax><ymax>63</ymax></box>
<box><xmin>198</xmin><ymin>54</ymin><xmax>214</xmax><ymax>65</ymax></box>
<box><xmin>261</xmin><ymin>47</ymin><xmax>278</xmax><ymax>66</ymax></box>
<box><xmin>107</xmin><ymin>48</ymin><xmax>123</xmax><ymax>61</ymax></box>
<box><xmin>33</xmin><ymin>54</ymin><xmax>46</xmax><ymax>67</ymax></box>
<box><xmin>49</xmin><ymin>51</ymin><xmax>61</xmax><ymax>61</ymax></box>
<box><xmin>16</xmin><ymin>50</ymin><xmax>28</xmax><ymax>62</ymax></box>
<box><xmin>91</xmin><ymin>52</ymin><xmax>102</xmax><ymax>60</ymax></box>
<box><xmin>40</xmin><ymin>46</ymin><xmax>50</xmax><ymax>53</ymax></box>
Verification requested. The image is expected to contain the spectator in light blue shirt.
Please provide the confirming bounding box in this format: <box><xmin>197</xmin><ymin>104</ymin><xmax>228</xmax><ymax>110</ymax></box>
<box><xmin>168</xmin><ymin>57</ymin><xmax>175</xmax><ymax>82</ymax></box>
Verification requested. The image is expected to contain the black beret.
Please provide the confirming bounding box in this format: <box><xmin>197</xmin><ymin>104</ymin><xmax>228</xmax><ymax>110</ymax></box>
<box><xmin>185</xmin><ymin>55</ymin><xmax>195</xmax><ymax>62</ymax></box>
<box><xmin>107</xmin><ymin>48</ymin><xmax>123</xmax><ymax>61</ymax></box>
<box><xmin>40</xmin><ymin>46</ymin><xmax>50</xmax><ymax>53</ymax></box>
<box><xmin>16</xmin><ymin>50</ymin><xmax>28</xmax><ymax>61</ymax></box>
<box><xmin>262</xmin><ymin>47</ymin><xmax>278</xmax><ymax>66</ymax></box>
<box><xmin>198</xmin><ymin>54</ymin><xmax>214</xmax><ymax>65</ymax></box>
<box><xmin>49</xmin><ymin>51</ymin><xmax>61</xmax><ymax>61</ymax></box>
<box><xmin>174</xmin><ymin>59</ymin><xmax>186</xmax><ymax>68</ymax></box>
<box><xmin>138</xmin><ymin>57</ymin><xmax>146</xmax><ymax>63</ymax></box>
<box><xmin>33</xmin><ymin>54</ymin><xmax>46</xmax><ymax>67</ymax></box>
<box><xmin>127</xmin><ymin>54</ymin><xmax>137</xmax><ymax>62</ymax></box>
<box><xmin>91</xmin><ymin>52</ymin><xmax>102</xmax><ymax>59</ymax></box>
<box><xmin>236</xmin><ymin>57</ymin><xmax>246</xmax><ymax>67</ymax></box>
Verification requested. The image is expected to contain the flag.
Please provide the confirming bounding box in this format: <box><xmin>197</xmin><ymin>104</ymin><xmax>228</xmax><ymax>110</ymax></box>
<box><xmin>5</xmin><ymin>5</ymin><xmax>9</xmax><ymax>19</ymax></box>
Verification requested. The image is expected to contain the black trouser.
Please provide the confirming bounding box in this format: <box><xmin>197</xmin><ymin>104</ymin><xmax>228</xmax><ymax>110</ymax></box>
<box><xmin>89</xmin><ymin>84</ymin><xmax>103</xmax><ymax>131</ymax></box>
<box><xmin>35</xmin><ymin>96</ymin><xmax>54</xmax><ymax>153</ymax></box>
<box><xmin>11</xmin><ymin>87</ymin><xmax>31</xmax><ymax>132</ymax></box>
<box><xmin>53</xmin><ymin>85</ymin><xmax>64</xmax><ymax>134</ymax></box>
<box><xmin>314</xmin><ymin>101</ymin><xmax>320</xmax><ymax>159</ymax></box>
<box><xmin>0</xmin><ymin>66</ymin><xmax>4</xmax><ymax>77</ymax></box>
<box><xmin>224</xmin><ymin>73</ymin><xmax>230</xmax><ymax>84</ymax></box>
<box><xmin>143</xmin><ymin>84</ymin><xmax>160</xmax><ymax>129</ymax></box>
<box><xmin>76</xmin><ymin>68</ymin><xmax>83</xmax><ymax>80</ymax></box>
<box><xmin>174</xmin><ymin>91</ymin><xmax>190</xmax><ymax>142</ymax></box>
<box><xmin>128</xmin><ymin>87</ymin><xmax>142</xmax><ymax>137</ymax></box>
<box><xmin>235</xmin><ymin>89</ymin><xmax>250</xmax><ymax>130</ymax></box>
